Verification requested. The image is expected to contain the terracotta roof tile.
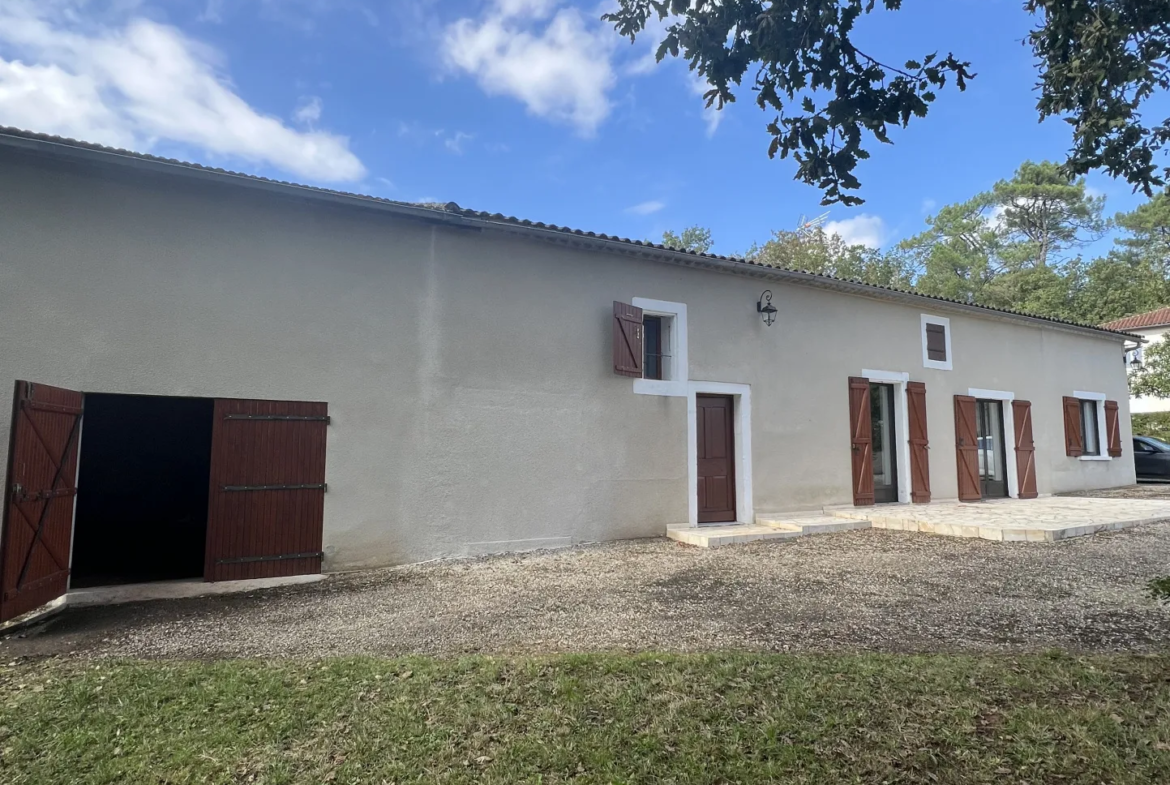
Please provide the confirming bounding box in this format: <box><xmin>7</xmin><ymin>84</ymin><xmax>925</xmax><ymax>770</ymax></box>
<box><xmin>1101</xmin><ymin>307</ymin><xmax>1170</xmax><ymax>332</ymax></box>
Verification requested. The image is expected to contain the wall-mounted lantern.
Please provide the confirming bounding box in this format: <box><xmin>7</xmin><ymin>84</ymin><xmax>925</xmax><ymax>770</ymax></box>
<box><xmin>757</xmin><ymin>290</ymin><xmax>777</xmax><ymax>327</ymax></box>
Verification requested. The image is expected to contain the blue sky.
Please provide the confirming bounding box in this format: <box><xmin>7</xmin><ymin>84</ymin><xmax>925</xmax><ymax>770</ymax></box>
<box><xmin>0</xmin><ymin>0</ymin><xmax>1159</xmax><ymax>258</ymax></box>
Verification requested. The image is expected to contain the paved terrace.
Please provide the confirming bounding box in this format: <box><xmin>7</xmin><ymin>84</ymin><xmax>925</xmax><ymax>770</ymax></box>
<box><xmin>669</xmin><ymin>496</ymin><xmax>1170</xmax><ymax>548</ymax></box>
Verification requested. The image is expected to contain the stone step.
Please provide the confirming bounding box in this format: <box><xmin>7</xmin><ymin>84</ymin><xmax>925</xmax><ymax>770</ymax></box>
<box><xmin>666</xmin><ymin>524</ymin><xmax>802</xmax><ymax>549</ymax></box>
<box><xmin>754</xmin><ymin>514</ymin><xmax>872</xmax><ymax>535</ymax></box>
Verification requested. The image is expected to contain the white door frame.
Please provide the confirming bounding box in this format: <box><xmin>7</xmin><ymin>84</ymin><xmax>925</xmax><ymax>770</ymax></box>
<box><xmin>862</xmin><ymin>369</ymin><xmax>911</xmax><ymax>504</ymax></box>
<box><xmin>968</xmin><ymin>387</ymin><xmax>1020</xmax><ymax>499</ymax></box>
<box><xmin>687</xmin><ymin>381</ymin><xmax>752</xmax><ymax>527</ymax></box>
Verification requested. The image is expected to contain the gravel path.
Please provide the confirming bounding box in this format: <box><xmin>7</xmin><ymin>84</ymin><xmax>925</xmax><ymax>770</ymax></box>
<box><xmin>5</xmin><ymin>519</ymin><xmax>1170</xmax><ymax>659</ymax></box>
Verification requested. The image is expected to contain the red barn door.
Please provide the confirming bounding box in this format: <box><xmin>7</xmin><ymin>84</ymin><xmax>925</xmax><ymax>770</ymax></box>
<box><xmin>204</xmin><ymin>398</ymin><xmax>328</xmax><ymax>582</ymax></box>
<box><xmin>0</xmin><ymin>382</ymin><xmax>83</xmax><ymax>622</ymax></box>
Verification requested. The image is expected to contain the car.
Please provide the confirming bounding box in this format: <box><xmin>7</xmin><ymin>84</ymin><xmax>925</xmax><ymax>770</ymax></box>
<box><xmin>1133</xmin><ymin>436</ymin><xmax>1170</xmax><ymax>480</ymax></box>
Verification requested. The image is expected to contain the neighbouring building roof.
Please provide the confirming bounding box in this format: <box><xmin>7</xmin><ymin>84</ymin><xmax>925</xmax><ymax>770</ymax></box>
<box><xmin>0</xmin><ymin>125</ymin><xmax>1138</xmax><ymax>343</ymax></box>
<box><xmin>1101</xmin><ymin>306</ymin><xmax>1170</xmax><ymax>332</ymax></box>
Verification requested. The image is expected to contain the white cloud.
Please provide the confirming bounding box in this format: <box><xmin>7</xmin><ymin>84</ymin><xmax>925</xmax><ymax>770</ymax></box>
<box><xmin>626</xmin><ymin>199</ymin><xmax>665</xmax><ymax>216</ymax></box>
<box><xmin>293</xmin><ymin>95</ymin><xmax>322</xmax><ymax>125</ymax></box>
<box><xmin>0</xmin><ymin>2</ymin><xmax>366</xmax><ymax>183</ymax></box>
<box><xmin>444</xmin><ymin>131</ymin><xmax>474</xmax><ymax>154</ymax></box>
<box><xmin>824</xmin><ymin>214</ymin><xmax>886</xmax><ymax>249</ymax></box>
<box><xmin>444</xmin><ymin>0</ymin><xmax>616</xmax><ymax>135</ymax></box>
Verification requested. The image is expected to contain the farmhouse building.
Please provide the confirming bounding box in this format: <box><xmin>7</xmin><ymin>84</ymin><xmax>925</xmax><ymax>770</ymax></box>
<box><xmin>0</xmin><ymin>128</ymin><xmax>1136</xmax><ymax>622</ymax></box>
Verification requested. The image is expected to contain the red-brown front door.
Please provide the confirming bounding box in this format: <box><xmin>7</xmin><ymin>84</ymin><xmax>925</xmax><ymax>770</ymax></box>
<box><xmin>697</xmin><ymin>394</ymin><xmax>736</xmax><ymax>523</ymax></box>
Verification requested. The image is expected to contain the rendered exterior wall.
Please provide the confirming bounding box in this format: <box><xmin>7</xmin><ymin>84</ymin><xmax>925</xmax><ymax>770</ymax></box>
<box><xmin>1128</xmin><ymin>327</ymin><xmax>1170</xmax><ymax>414</ymax></box>
<box><xmin>0</xmin><ymin>152</ymin><xmax>1135</xmax><ymax>570</ymax></box>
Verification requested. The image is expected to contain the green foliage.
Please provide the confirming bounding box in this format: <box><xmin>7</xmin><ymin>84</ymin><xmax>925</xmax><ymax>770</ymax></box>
<box><xmin>7</xmin><ymin>654</ymin><xmax>1170</xmax><ymax>783</ymax></box>
<box><xmin>660</xmin><ymin>225</ymin><xmax>713</xmax><ymax>254</ymax></box>
<box><xmin>1028</xmin><ymin>1</ymin><xmax>1170</xmax><ymax>195</ymax></box>
<box><xmin>1132</xmin><ymin>412</ymin><xmax>1170</xmax><ymax>441</ymax></box>
<box><xmin>749</xmin><ymin>225</ymin><xmax>915</xmax><ymax>288</ymax></box>
<box><xmin>1149</xmin><ymin>576</ymin><xmax>1170</xmax><ymax>604</ymax></box>
<box><xmin>604</xmin><ymin>1</ymin><xmax>973</xmax><ymax>205</ymax></box>
<box><xmin>605</xmin><ymin>2</ymin><xmax>1170</xmax><ymax>205</ymax></box>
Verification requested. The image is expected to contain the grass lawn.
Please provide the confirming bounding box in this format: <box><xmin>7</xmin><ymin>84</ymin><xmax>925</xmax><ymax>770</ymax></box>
<box><xmin>2</xmin><ymin>653</ymin><xmax>1170</xmax><ymax>784</ymax></box>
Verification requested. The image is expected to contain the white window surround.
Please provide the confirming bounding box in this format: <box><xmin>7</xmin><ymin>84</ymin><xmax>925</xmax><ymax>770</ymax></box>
<box><xmin>968</xmin><ymin>388</ymin><xmax>1021</xmax><ymax>498</ymax></box>
<box><xmin>921</xmin><ymin>314</ymin><xmax>953</xmax><ymax>371</ymax></box>
<box><xmin>862</xmin><ymin>369</ymin><xmax>912</xmax><ymax>504</ymax></box>
<box><xmin>1073</xmin><ymin>390</ymin><xmax>1111</xmax><ymax>461</ymax></box>
<box><xmin>687</xmin><ymin>381</ymin><xmax>753</xmax><ymax>527</ymax></box>
<box><xmin>632</xmin><ymin>297</ymin><xmax>688</xmax><ymax>397</ymax></box>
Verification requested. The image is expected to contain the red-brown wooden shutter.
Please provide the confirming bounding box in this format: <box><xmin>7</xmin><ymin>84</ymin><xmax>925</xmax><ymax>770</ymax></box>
<box><xmin>954</xmin><ymin>395</ymin><xmax>981</xmax><ymax>502</ymax></box>
<box><xmin>1062</xmin><ymin>396</ymin><xmax>1084</xmax><ymax>457</ymax></box>
<box><xmin>1</xmin><ymin>381</ymin><xmax>83</xmax><ymax>622</ymax></box>
<box><xmin>1012</xmin><ymin>400</ymin><xmax>1038</xmax><ymax>499</ymax></box>
<box><xmin>848</xmin><ymin>377</ymin><xmax>874</xmax><ymax>506</ymax></box>
<box><xmin>613</xmin><ymin>301</ymin><xmax>644</xmax><ymax>378</ymax></box>
<box><xmin>907</xmin><ymin>381</ymin><xmax>931</xmax><ymax>503</ymax></box>
<box><xmin>1104</xmin><ymin>400</ymin><xmax>1122</xmax><ymax>457</ymax></box>
<box><xmin>204</xmin><ymin>399</ymin><xmax>328</xmax><ymax>582</ymax></box>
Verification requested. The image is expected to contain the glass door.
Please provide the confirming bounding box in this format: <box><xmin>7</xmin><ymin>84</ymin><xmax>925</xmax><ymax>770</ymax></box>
<box><xmin>870</xmin><ymin>383</ymin><xmax>899</xmax><ymax>503</ymax></box>
<box><xmin>975</xmin><ymin>400</ymin><xmax>1008</xmax><ymax>498</ymax></box>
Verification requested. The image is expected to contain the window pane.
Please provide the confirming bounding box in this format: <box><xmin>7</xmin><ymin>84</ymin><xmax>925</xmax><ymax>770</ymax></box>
<box><xmin>926</xmin><ymin>324</ymin><xmax>947</xmax><ymax>361</ymax></box>
<box><xmin>1081</xmin><ymin>400</ymin><xmax>1100</xmax><ymax>455</ymax></box>
<box><xmin>643</xmin><ymin>316</ymin><xmax>662</xmax><ymax>380</ymax></box>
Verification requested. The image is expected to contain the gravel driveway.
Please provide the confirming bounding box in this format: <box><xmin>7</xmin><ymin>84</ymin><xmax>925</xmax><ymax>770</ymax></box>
<box><xmin>5</xmin><ymin>515</ymin><xmax>1170</xmax><ymax>659</ymax></box>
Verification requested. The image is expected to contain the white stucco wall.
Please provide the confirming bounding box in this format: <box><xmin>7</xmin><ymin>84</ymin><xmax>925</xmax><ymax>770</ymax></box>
<box><xmin>0</xmin><ymin>152</ymin><xmax>1136</xmax><ymax>570</ymax></box>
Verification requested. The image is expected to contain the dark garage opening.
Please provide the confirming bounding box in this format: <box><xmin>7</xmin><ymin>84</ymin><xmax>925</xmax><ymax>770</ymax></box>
<box><xmin>71</xmin><ymin>394</ymin><xmax>214</xmax><ymax>588</ymax></box>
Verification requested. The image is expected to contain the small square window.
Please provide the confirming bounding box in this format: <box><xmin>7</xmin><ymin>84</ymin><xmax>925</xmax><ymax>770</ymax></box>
<box><xmin>921</xmin><ymin>315</ymin><xmax>952</xmax><ymax>370</ymax></box>
<box><xmin>1080</xmin><ymin>399</ymin><xmax>1101</xmax><ymax>456</ymax></box>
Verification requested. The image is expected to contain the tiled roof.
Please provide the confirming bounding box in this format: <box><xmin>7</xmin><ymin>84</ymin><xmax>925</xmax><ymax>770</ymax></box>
<box><xmin>0</xmin><ymin>125</ymin><xmax>1137</xmax><ymax>341</ymax></box>
<box><xmin>1101</xmin><ymin>306</ymin><xmax>1170</xmax><ymax>332</ymax></box>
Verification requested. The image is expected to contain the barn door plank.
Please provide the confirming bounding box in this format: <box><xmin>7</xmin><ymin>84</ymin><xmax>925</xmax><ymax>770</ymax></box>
<box><xmin>1012</xmin><ymin>400</ymin><xmax>1038</xmax><ymax>499</ymax></box>
<box><xmin>848</xmin><ymin>377</ymin><xmax>874</xmax><ymax>506</ymax></box>
<box><xmin>953</xmin><ymin>395</ymin><xmax>982</xmax><ymax>502</ymax></box>
<box><xmin>204</xmin><ymin>399</ymin><xmax>328</xmax><ymax>582</ymax></box>
<box><xmin>0</xmin><ymin>381</ymin><xmax>83</xmax><ymax>622</ymax></box>
<box><xmin>907</xmin><ymin>382</ymin><xmax>931</xmax><ymax>504</ymax></box>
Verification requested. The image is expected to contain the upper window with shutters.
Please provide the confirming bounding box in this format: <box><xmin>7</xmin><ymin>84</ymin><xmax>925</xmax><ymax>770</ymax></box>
<box><xmin>613</xmin><ymin>298</ymin><xmax>689</xmax><ymax>396</ymax></box>
<box><xmin>921</xmin><ymin>315</ymin><xmax>952</xmax><ymax>371</ymax></box>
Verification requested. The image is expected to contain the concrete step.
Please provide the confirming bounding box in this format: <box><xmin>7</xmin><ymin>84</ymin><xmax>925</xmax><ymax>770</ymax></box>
<box><xmin>754</xmin><ymin>514</ymin><xmax>872</xmax><ymax>535</ymax></box>
<box><xmin>666</xmin><ymin>524</ymin><xmax>803</xmax><ymax>548</ymax></box>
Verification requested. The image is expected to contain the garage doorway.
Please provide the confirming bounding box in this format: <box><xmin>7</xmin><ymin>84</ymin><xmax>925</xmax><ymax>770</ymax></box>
<box><xmin>1</xmin><ymin>380</ymin><xmax>330</xmax><ymax>621</ymax></box>
<box><xmin>70</xmin><ymin>394</ymin><xmax>214</xmax><ymax>588</ymax></box>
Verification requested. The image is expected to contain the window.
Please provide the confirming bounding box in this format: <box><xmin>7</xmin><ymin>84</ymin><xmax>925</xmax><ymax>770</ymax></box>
<box><xmin>921</xmin><ymin>315</ymin><xmax>952</xmax><ymax>370</ymax></box>
<box><xmin>1134</xmin><ymin>438</ymin><xmax>1154</xmax><ymax>454</ymax></box>
<box><xmin>1080</xmin><ymin>399</ymin><xmax>1101</xmax><ymax>456</ymax></box>
<box><xmin>926</xmin><ymin>324</ymin><xmax>947</xmax><ymax>361</ymax></box>
<box><xmin>631</xmin><ymin>298</ymin><xmax>688</xmax><ymax>395</ymax></box>
<box><xmin>643</xmin><ymin>315</ymin><xmax>665</xmax><ymax>380</ymax></box>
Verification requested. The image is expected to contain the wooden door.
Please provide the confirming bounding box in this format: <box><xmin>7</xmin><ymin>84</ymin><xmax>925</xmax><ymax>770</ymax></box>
<box><xmin>696</xmin><ymin>395</ymin><xmax>736</xmax><ymax>523</ymax></box>
<box><xmin>1</xmin><ymin>382</ymin><xmax>83</xmax><ymax>622</ymax></box>
<box><xmin>848</xmin><ymin>377</ymin><xmax>874</xmax><ymax>506</ymax></box>
<box><xmin>953</xmin><ymin>395</ymin><xmax>981</xmax><ymax>502</ymax></box>
<box><xmin>907</xmin><ymin>381</ymin><xmax>931</xmax><ymax>503</ymax></box>
<box><xmin>1012</xmin><ymin>400</ymin><xmax>1038</xmax><ymax>499</ymax></box>
<box><xmin>204</xmin><ymin>398</ymin><xmax>328</xmax><ymax>582</ymax></box>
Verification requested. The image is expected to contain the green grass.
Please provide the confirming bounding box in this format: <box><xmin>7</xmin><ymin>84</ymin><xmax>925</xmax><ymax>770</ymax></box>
<box><xmin>3</xmin><ymin>653</ymin><xmax>1170</xmax><ymax>784</ymax></box>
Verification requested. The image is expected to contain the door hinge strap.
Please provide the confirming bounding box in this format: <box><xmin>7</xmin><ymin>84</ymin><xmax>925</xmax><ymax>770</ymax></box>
<box><xmin>224</xmin><ymin>414</ymin><xmax>330</xmax><ymax>423</ymax></box>
<box><xmin>222</xmin><ymin>483</ymin><xmax>327</xmax><ymax>492</ymax></box>
<box><xmin>215</xmin><ymin>551</ymin><xmax>323</xmax><ymax>565</ymax></box>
